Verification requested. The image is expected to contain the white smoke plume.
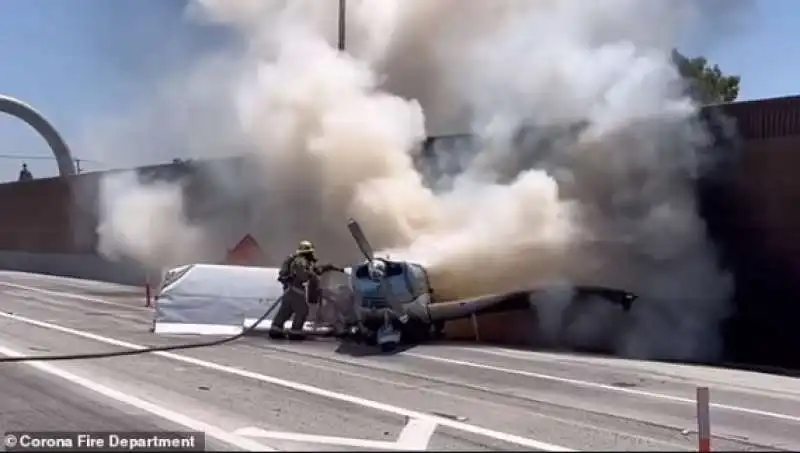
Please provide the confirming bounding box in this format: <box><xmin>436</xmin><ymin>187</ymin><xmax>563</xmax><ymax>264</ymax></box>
<box><xmin>96</xmin><ymin>171</ymin><xmax>211</xmax><ymax>271</ymax></box>
<box><xmin>92</xmin><ymin>0</ymin><xmax>746</xmax><ymax>362</ymax></box>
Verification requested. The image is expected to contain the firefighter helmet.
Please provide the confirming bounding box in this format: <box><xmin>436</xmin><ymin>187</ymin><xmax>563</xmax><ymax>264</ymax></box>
<box><xmin>297</xmin><ymin>240</ymin><xmax>315</xmax><ymax>254</ymax></box>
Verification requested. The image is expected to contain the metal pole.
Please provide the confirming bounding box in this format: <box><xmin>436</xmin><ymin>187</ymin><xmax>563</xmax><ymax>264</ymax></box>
<box><xmin>470</xmin><ymin>313</ymin><xmax>481</xmax><ymax>342</ymax></box>
<box><xmin>696</xmin><ymin>386</ymin><xmax>711</xmax><ymax>452</ymax></box>
<box><xmin>338</xmin><ymin>0</ymin><xmax>346</xmax><ymax>51</ymax></box>
<box><xmin>145</xmin><ymin>280</ymin><xmax>152</xmax><ymax>307</ymax></box>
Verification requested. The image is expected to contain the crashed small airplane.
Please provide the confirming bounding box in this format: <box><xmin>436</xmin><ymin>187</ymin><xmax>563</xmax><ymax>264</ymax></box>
<box><xmin>152</xmin><ymin>219</ymin><xmax>638</xmax><ymax>352</ymax></box>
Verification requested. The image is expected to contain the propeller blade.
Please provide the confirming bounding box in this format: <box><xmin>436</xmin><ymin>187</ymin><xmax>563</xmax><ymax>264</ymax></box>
<box><xmin>347</xmin><ymin>218</ymin><xmax>375</xmax><ymax>262</ymax></box>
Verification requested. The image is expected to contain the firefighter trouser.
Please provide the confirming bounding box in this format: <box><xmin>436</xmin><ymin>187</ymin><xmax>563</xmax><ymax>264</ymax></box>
<box><xmin>271</xmin><ymin>286</ymin><xmax>309</xmax><ymax>333</ymax></box>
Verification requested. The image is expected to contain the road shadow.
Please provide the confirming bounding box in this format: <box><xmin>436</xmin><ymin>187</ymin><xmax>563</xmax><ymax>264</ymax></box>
<box><xmin>334</xmin><ymin>341</ymin><xmax>416</xmax><ymax>357</ymax></box>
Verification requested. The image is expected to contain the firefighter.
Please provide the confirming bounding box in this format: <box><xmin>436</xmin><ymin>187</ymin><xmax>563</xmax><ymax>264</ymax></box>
<box><xmin>270</xmin><ymin>240</ymin><xmax>318</xmax><ymax>340</ymax></box>
<box><xmin>271</xmin><ymin>240</ymin><xmax>345</xmax><ymax>340</ymax></box>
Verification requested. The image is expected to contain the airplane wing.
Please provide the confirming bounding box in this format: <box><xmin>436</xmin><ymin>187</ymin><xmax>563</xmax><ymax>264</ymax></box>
<box><xmin>427</xmin><ymin>286</ymin><xmax>637</xmax><ymax>322</ymax></box>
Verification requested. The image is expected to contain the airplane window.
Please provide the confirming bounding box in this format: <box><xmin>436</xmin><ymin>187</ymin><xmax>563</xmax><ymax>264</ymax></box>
<box><xmin>406</xmin><ymin>263</ymin><xmax>429</xmax><ymax>297</ymax></box>
<box><xmin>383</xmin><ymin>262</ymin><xmax>404</xmax><ymax>276</ymax></box>
<box><xmin>389</xmin><ymin>274</ymin><xmax>413</xmax><ymax>302</ymax></box>
<box><xmin>353</xmin><ymin>274</ymin><xmax>379</xmax><ymax>295</ymax></box>
<box><xmin>353</xmin><ymin>261</ymin><xmax>403</xmax><ymax>279</ymax></box>
<box><xmin>353</xmin><ymin>262</ymin><xmax>414</xmax><ymax>303</ymax></box>
<box><xmin>353</xmin><ymin>276</ymin><xmax>414</xmax><ymax>301</ymax></box>
<box><xmin>354</xmin><ymin>264</ymin><xmax>374</xmax><ymax>279</ymax></box>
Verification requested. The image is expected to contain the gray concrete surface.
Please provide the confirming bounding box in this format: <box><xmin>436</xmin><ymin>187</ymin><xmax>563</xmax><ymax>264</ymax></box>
<box><xmin>0</xmin><ymin>364</ymin><xmax>229</xmax><ymax>451</ymax></box>
<box><xmin>1</xmin><ymin>270</ymin><xmax>799</xmax><ymax>451</ymax></box>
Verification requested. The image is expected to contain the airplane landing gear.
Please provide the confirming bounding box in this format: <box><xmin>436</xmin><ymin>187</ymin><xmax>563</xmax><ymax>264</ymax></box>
<box><xmin>432</xmin><ymin>320</ymin><xmax>445</xmax><ymax>339</ymax></box>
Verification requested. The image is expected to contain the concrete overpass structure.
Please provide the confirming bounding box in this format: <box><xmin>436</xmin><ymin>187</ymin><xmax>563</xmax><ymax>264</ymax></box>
<box><xmin>0</xmin><ymin>95</ymin><xmax>76</xmax><ymax>177</ymax></box>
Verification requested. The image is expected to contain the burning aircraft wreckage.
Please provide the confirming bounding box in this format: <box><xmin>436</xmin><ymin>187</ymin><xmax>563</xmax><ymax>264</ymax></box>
<box><xmin>152</xmin><ymin>218</ymin><xmax>637</xmax><ymax>353</ymax></box>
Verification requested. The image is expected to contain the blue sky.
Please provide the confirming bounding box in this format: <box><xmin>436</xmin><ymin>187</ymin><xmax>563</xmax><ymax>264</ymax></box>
<box><xmin>0</xmin><ymin>0</ymin><xmax>797</xmax><ymax>182</ymax></box>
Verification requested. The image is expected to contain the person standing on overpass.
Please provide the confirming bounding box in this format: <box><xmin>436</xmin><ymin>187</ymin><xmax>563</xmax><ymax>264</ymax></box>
<box><xmin>18</xmin><ymin>163</ymin><xmax>32</xmax><ymax>182</ymax></box>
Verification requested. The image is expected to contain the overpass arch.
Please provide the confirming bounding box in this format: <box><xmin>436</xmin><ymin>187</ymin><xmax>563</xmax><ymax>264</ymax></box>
<box><xmin>0</xmin><ymin>95</ymin><xmax>76</xmax><ymax>176</ymax></box>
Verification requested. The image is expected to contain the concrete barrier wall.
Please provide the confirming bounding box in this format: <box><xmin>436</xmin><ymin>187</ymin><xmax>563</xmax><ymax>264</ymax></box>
<box><xmin>0</xmin><ymin>251</ymin><xmax>146</xmax><ymax>286</ymax></box>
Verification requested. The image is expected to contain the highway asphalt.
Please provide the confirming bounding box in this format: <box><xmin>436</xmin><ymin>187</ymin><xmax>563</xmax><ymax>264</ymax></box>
<box><xmin>1</xmin><ymin>270</ymin><xmax>799</xmax><ymax>451</ymax></box>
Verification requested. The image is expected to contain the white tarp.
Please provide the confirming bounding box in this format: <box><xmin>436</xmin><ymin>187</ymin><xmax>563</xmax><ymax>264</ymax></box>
<box><xmin>152</xmin><ymin>263</ymin><xmax>354</xmax><ymax>336</ymax></box>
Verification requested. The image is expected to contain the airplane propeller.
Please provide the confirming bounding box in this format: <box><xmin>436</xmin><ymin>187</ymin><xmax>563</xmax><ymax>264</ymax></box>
<box><xmin>347</xmin><ymin>218</ymin><xmax>375</xmax><ymax>263</ymax></box>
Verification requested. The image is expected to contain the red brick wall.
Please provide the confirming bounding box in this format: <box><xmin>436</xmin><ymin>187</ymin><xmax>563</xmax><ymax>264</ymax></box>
<box><xmin>0</xmin><ymin>162</ymin><xmax>190</xmax><ymax>255</ymax></box>
<box><xmin>701</xmin><ymin>133</ymin><xmax>800</xmax><ymax>367</ymax></box>
<box><xmin>0</xmin><ymin>177</ymin><xmax>76</xmax><ymax>253</ymax></box>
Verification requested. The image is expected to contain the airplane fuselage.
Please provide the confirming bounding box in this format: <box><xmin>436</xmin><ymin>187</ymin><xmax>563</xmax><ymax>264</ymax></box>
<box><xmin>344</xmin><ymin>259</ymin><xmax>439</xmax><ymax>349</ymax></box>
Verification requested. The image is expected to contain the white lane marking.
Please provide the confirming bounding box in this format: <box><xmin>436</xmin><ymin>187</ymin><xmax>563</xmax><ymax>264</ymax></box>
<box><xmin>460</xmin><ymin>346</ymin><xmax>800</xmax><ymax>399</ymax></box>
<box><xmin>258</xmin><ymin>344</ymin><xmax>697</xmax><ymax>449</ymax></box>
<box><xmin>0</xmin><ymin>344</ymin><xmax>276</xmax><ymax>452</ymax></box>
<box><xmin>453</xmin><ymin>346</ymin><xmax>619</xmax><ymax>364</ymax></box>
<box><xmin>457</xmin><ymin>346</ymin><xmax>800</xmax><ymax>403</ymax></box>
<box><xmin>396</xmin><ymin>418</ymin><xmax>438</xmax><ymax>450</ymax></box>
<box><xmin>404</xmin><ymin>352</ymin><xmax>800</xmax><ymax>423</ymax></box>
<box><xmin>234</xmin><ymin>427</ymin><xmax>406</xmax><ymax>450</ymax></box>
<box><xmin>0</xmin><ymin>281</ymin><xmax>150</xmax><ymax>311</ymax></box>
<box><xmin>0</xmin><ymin>311</ymin><xmax>574</xmax><ymax>452</ymax></box>
<box><xmin>154</xmin><ymin>323</ymin><xmax>243</xmax><ymax>336</ymax></box>
<box><xmin>154</xmin><ymin>320</ymin><xmax>332</xmax><ymax>336</ymax></box>
<box><xmin>6</xmin><ymin>291</ymin><xmax>148</xmax><ymax>325</ymax></box>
